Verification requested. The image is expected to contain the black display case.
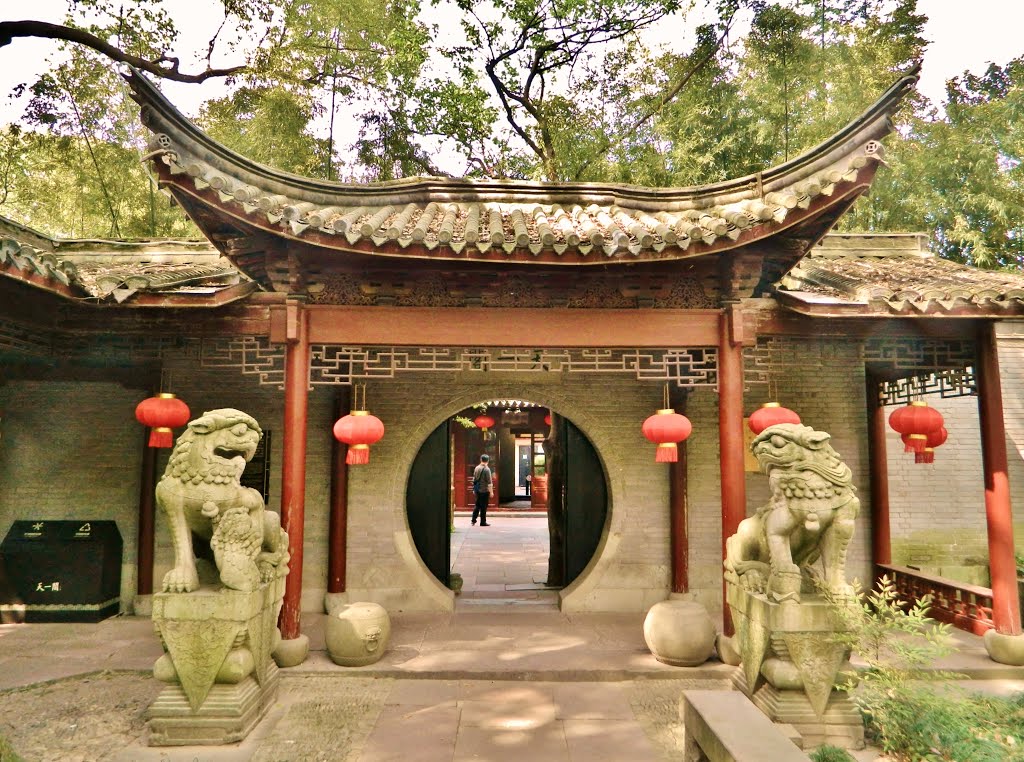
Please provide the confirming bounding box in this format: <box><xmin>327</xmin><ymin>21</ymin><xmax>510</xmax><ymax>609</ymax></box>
<box><xmin>0</xmin><ymin>520</ymin><xmax>123</xmax><ymax>622</ymax></box>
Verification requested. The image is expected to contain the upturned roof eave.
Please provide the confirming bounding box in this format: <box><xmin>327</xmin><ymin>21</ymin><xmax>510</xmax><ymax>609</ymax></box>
<box><xmin>776</xmin><ymin>288</ymin><xmax>1024</xmax><ymax>319</ymax></box>
<box><xmin>124</xmin><ymin>65</ymin><xmax>918</xmax><ymax>209</ymax></box>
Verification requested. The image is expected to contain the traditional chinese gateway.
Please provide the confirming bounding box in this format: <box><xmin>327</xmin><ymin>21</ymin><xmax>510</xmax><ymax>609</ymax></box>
<box><xmin>1</xmin><ymin>67</ymin><xmax>1023</xmax><ymax>662</ymax></box>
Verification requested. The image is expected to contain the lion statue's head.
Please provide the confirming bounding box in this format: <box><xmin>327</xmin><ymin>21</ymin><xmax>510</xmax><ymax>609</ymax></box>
<box><xmin>164</xmin><ymin>408</ymin><xmax>262</xmax><ymax>486</ymax></box>
<box><xmin>751</xmin><ymin>423</ymin><xmax>854</xmax><ymax>489</ymax></box>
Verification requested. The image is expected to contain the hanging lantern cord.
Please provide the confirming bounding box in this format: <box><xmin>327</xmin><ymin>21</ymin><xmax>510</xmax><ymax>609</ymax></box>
<box><xmin>663</xmin><ymin>383</ymin><xmax>669</xmax><ymax>410</ymax></box>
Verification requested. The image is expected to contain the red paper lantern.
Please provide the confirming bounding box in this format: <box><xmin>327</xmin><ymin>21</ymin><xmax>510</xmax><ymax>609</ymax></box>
<box><xmin>544</xmin><ymin>413</ymin><xmax>552</xmax><ymax>426</ymax></box>
<box><xmin>748</xmin><ymin>402</ymin><xmax>801</xmax><ymax>435</ymax></box>
<box><xmin>473</xmin><ymin>415</ymin><xmax>495</xmax><ymax>432</ymax></box>
<box><xmin>915</xmin><ymin>426</ymin><xmax>948</xmax><ymax>464</ymax></box>
<box><xmin>333</xmin><ymin>410</ymin><xmax>385</xmax><ymax>465</ymax></box>
<box><xmin>889</xmin><ymin>401</ymin><xmax>943</xmax><ymax>454</ymax></box>
<box><xmin>135</xmin><ymin>393</ymin><xmax>190</xmax><ymax>448</ymax></box>
<box><xmin>642</xmin><ymin>408</ymin><xmax>692</xmax><ymax>463</ymax></box>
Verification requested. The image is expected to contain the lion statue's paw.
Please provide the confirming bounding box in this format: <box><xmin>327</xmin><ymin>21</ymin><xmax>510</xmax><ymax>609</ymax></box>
<box><xmin>162</xmin><ymin>566</ymin><xmax>200</xmax><ymax>593</ymax></box>
<box><xmin>218</xmin><ymin>554</ymin><xmax>261</xmax><ymax>592</ymax></box>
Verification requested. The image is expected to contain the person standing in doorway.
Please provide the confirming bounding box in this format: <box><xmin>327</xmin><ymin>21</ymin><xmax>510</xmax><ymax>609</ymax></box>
<box><xmin>472</xmin><ymin>454</ymin><xmax>492</xmax><ymax>526</ymax></box>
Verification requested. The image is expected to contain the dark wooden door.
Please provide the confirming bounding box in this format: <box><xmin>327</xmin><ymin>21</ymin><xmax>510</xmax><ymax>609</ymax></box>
<box><xmin>563</xmin><ymin>419</ymin><xmax>607</xmax><ymax>585</ymax></box>
<box><xmin>407</xmin><ymin>421</ymin><xmax>450</xmax><ymax>586</ymax></box>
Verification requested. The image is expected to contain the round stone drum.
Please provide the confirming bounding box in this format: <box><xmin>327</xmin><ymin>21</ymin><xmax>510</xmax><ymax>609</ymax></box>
<box><xmin>325</xmin><ymin>602</ymin><xmax>392</xmax><ymax>666</ymax></box>
<box><xmin>643</xmin><ymin>600</ymin><xmax>716</xmax><ymax>667</ymax></box>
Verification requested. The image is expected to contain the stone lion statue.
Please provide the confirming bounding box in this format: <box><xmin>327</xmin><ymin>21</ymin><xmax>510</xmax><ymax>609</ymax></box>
<box><xmin>724</xmin><ymin>423</ymin><xmax>858</xmax><ymax>603</ymax></box>
<box><xmin>157</xmin><ymin>408</ymin><xmax>288</xmax><ymax>593</ymax></box>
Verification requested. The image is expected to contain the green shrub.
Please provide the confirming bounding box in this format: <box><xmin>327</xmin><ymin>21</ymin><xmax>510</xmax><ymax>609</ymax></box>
<box><xmin>826</xmin><ymin>577</ymin><xmax>1024</xmax><ymax>760</ymax></box>
<box><xmin>809</xmin><ymin>744</ymin><xmax>856</xmax><ymax>762</ymax></box>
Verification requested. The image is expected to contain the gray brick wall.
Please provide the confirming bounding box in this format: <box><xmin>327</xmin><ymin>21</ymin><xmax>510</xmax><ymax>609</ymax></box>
<box><xmin>0</xmin><ymin>381</ymin><xmax>144</xmax><ymax>612</ymax></box>
<box><xmin>686</xmin><ymin>339</ymin><xmax>872</xmax><ymax>612</ymax></box>
<box><xmin>4</xmin><ymin>327</ymin><xmax>1020</xmax><ymax>619</ymax></box>
<box><xmin>884</xmin><ymin>325</ymin><xmax>1024</xmax><ymax>584</ymax></box>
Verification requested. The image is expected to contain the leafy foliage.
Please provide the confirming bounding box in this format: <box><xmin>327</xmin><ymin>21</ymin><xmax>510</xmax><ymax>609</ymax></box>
<box><xmin>826</xmin><ymin>576</ymin><xmax>1024</xmax><ymax>761</ymax></box>
<box><xmin>808</xmin><ymin>745</ymin><xmax>855</xmax><ymax>762</ymax></box>
<box><xmin>0</xmin><ymin>0</ymin><xmax>1019</xmax><ymax>269</ymax></box>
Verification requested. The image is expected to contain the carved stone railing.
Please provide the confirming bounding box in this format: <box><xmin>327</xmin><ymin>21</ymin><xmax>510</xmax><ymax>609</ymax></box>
<box><xmin>878</xmin><ymin>563</ymin><xmax>994</xmax><ymax>636</ymax></box>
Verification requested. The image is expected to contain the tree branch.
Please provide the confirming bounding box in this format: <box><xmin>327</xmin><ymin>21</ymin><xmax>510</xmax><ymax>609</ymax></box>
<box><xmin>0</xmin><ymin>20</ymin><xmax>247</xmax><ymax>83</ymax></box>
<box><xmin>572</xmin><ymin>14</ymin><xmax>737</xmax><ymax>180</ymax></box>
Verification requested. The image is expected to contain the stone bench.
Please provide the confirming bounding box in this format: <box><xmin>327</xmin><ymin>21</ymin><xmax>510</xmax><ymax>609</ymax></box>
<box><xmin>681</xmin><ymin>690</ymin><xmax>810</xmax><ymax>762</ymax></box>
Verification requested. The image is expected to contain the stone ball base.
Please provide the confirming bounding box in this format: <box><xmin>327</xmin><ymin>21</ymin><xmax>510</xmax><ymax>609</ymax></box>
<box><xmin>273</xmin><ymin>634</ymin><xmax>309</xmax><ymax>667</ymax></box>
<box><xmin>643</xmin><ymin>600</ymin><xmax>716</xmax><ymax>667</ymax></box>
<box><xmin>326</xmin><ymin>601</ymin><xmax>392</xmax><ymax>667</ymax></box>
<box><xmin>984</xmin><ymin>629</ymin><xmax>1024</xmax><ymax>665</ymax></box>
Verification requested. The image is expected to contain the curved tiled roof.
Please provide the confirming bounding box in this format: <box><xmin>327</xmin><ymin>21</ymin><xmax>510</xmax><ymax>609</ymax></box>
<box><xmin>126</xmin><ymin>67</ymin><xmax>919</xmax><ymax>267</ymax></box>
<box><xmin>0</xmin><ymin>217</ymin><xmax>250</xmax><ymax>305</ymax></box>
<box><xmin>0</xmin><ymin>236</ymin><xmax>82</xmax><ymax>296</ymax></box>
<box><xmin>778</xmin><ymin>234</ymin><xmax>1024</xmax><ymax>316</ymax></box>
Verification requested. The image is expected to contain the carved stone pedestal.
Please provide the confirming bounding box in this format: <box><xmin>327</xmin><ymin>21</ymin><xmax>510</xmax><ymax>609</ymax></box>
<box><xmin>148</xmin><ymin>664</ymin><xmax>280</xmax><ymax>745</ymax></box>
<box><xmin>725</xmin><ymin>582</ymin><xmax>864</xmax><ymax>750</ymax></box>
<box><xmin>148</xmin><ymin>577</ymin><xmax>284</xmax><ymax>746</ymax></box>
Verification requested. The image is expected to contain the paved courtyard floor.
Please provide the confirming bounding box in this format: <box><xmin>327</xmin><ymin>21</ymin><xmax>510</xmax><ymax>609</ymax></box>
<box><xmin>2</xmin><ymin>513</ymin><xmax>1023</xmax><ymax>760</ymax></box>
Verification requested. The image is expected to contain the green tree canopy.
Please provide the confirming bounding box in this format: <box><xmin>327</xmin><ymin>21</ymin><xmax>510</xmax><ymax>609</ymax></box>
<box><xmin>0</xmin><ymin>0</ymin><xmax>1019</xmax><ymax>268</ymax></box>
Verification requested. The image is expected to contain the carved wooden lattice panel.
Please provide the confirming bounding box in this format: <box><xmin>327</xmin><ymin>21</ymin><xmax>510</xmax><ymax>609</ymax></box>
<box><xmin>864</xmin><ymin>337</ymin><xmax>976</xmax><ymax>405</ymax></box>
<box><xmin>877</xmin><ymin>369</ymin><xmax>976</xmax><ymax>406</ymax></box>
<box><xmin>199</xmin><ymin>337</ymin><xmax>286</xmax><ymax>386</ymax></box>
<box><xmin>307</xmin><ymin>345</ymin><xmax>719</xmax><ymax>387</ymax></box>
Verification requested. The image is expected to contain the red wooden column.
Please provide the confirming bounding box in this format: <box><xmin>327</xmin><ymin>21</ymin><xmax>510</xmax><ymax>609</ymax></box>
<box><xmin>976</xmin><ymin>323</ymin><xmax>1022</xmax><ymax>635</ymax></box>
<box><xmin>453</xmin><ymin>423</ymin><xmax>469</xmax><ymax>509</ymax></box>
<box><xmin>865</xmin><ymin>373</ymin><xmax>892</xmax><ymax>578</ymax></box>
<box><xmin>669</xmin><ymin>385</ymin><xmax>689</xmax><ymax>594</ymax></box>
<box><xmin>327</xmin><ymin>385</ymin><xmax>352</xmax><ymax>595</ymax></box>
<box><xmin>135</xmin><ymin>427</ymin><xmax>158</xmax><ymax>600</ymax></box>
<box><xmin>718</xmin><ymin>306</ymin><xmax>747</xmax><ymax>635</ymax></box>
<box><xmin>279</xmin><ymin>300</ymin><xmax>310</xmax><ymax>642</ymax></box>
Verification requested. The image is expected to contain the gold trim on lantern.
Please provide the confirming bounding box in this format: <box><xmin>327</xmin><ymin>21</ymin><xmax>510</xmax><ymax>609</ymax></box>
<box><xmin>154</xmin><ymin>427</ymin><xmax>171</xmax><ymax>433</ymax></box>
<box><xmin>158</xmin><ymin>392</ymin><xmax>177</xmax><ymax>400</ymax></box>
<box><xmin>909</xmin><ymin>401</ymin><xmax>928</xmax><ymax>407</ymax></box>
<box><xmin>657</xmin><ymin>442</ymin><xmax>675</xmax><ymax>449</ymax></box>
<box><xmin>655</xmin><ymin>408</ymin><xmax>674</xmax><ymax>416</ymax></box>
<box><xmin>350</xmin><ymin>443</ymin><xmax>369</xmax><ymax>450</ymax></box>
<box><xmin>761</xmin><ymin>402</ymin><xmax>780</xmax><ymax>408</ymax></box>
<box><xmin>350</xmin><ymin>410</ymin><xmax>369</xmax><ymax>416</ymax></box>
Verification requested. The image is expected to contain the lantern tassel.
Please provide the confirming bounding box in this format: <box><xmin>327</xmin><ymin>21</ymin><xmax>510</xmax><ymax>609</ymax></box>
<box><xmin>149</xmin><ymin>427</ymin><xmax>174</xmax><ymax>448</ymax></box>
<box><xmin>655</xmin><ymin>443</ymin><xmax>678</xmax><ymax>463</ymax></box>
<box><xmin>905</xmin><ymin>434</ymin><xmax>927</xmax><ymax>454</ymax></box>
<box><xmin>346</xmin><ymin>444</ymin><xmax>370</xmax><ymax>465</ymax></box>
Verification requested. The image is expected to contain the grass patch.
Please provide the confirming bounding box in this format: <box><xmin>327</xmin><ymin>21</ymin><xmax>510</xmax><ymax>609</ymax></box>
<box><xmin>861</xmin><ymin>686</ymin><xmax>1024</xmax><ymax>761</ymax></box>
<box><xmin>809</xmin><ymin>745</ymin><xmax>856</xmax><ymax>762</ymax></box>
<box><xmin>0</xmin><ymin>734</ymin><xmax>25</xmax><ymax>762</ymax></box>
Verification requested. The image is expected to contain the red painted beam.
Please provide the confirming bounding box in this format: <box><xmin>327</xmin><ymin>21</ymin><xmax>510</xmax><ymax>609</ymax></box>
<box><xmin>279</xmin><ymin>301</ymin><xmax>310</xmax><ymax>641</ymax></box>
<box><xmin>718</xmin><ymin>306</ymin><xmax>747</xmax><ymax>635</ymax></box>
<box><xmin>281</xmin><ymin>306</ymin><xmax>721</xmax><ymax>348</ymax></box>
<box><xmin>976</xmin><ymin>323</ymin><xmax>1022</xmax><ymax>635</ymax></box>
